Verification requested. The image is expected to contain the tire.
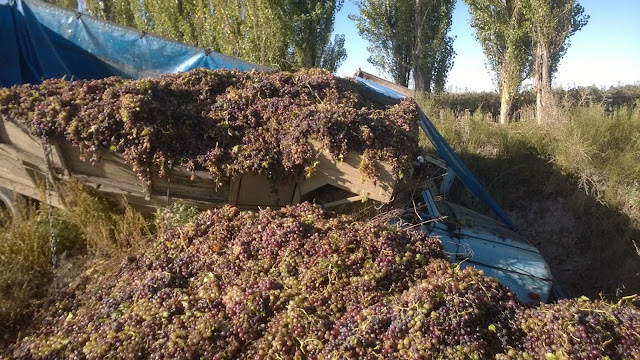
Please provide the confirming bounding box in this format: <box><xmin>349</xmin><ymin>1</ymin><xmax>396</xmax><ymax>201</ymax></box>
<box><xmin>0</xmin><ymin>186</ymin><xmax>21</xmax><ymax>217</ymax></box>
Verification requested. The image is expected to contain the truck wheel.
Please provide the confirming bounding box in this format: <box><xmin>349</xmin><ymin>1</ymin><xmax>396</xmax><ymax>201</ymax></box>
<box><xmin>0</xmin><ymin>186</ymin><xmax>22</xmax><ymax>217</ymax></box>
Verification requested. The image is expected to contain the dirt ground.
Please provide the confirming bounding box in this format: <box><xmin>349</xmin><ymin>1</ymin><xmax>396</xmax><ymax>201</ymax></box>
<box><xmin>495</xmin><ymin>167</ymin><xmax>640</xmax><ymax>300</ymax></box>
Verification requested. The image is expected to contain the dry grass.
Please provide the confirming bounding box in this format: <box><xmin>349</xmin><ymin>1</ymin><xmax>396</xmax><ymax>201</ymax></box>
<box><xmin>0</xmin><ymin>203</ymin><xmax>54</xmax><ymax>335</ymax></box>
<box><xmin>420</xmin><ymin>101</ymin><xmax>640</xmax><ymax>298</ymax></box>
<box><xmin>0</xmin><ymin>182</ymin><xmax>155</xmax><ymax>340</ymax></box>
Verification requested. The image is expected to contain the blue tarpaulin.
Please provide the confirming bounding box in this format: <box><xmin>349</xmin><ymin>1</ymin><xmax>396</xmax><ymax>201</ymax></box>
<box><xmin>0</xmin><ymin>0</ymin><xmax>266</xmax><ymax>87</ymax></box>
<box><xmin>0</xmin><ymin>0</ymin><xmax>517</xmax><ymax>232</ymax></box>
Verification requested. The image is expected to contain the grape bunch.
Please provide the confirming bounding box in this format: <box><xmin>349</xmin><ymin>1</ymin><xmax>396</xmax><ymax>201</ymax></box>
<box><xmin>500</xmin><ymin>298</ymin><xmax>640</xmax><ymax>360</ymax></box>
<box><xmin>5</xmin><ymin>203</ymin><xmax>638</xmax><ymax>359</ymax></box>
<box><xmin>0</xmin><ymin>68</ymin><xmax>420</xmax><ymax>185</ymax></box>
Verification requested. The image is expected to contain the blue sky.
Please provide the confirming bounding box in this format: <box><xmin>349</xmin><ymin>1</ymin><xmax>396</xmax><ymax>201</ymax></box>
<box><xmin>334</xmin><ymin>0</ymin><xmax>640</xmax><ymax>92</ymax></box>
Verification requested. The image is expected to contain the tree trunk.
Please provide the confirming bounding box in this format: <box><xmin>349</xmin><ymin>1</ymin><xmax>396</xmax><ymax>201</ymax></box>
<box><xmin>535</xmin><ymin>38</ymin><xmax>554</xmax><ymax>124</ymax></box>
<box><xmin>413</xmin><ymin>66</ymin><xmax>432</xmax><ymax>93</ymax></box>
<box><xmin>499</xmin><ymin>68</ymin><xmax>513</xmax><ymax>124</ymax></box>
<box><xmin>302</xmin><ymin>21</ymin><xmax>318</xmax><ymax>68</ymax></box>
<box><xmin>499</xmin><ymin>87</ymin><xmax>512</xmax><ymax>124</ymax></box>
<box><xmin>412</xmin><ymin>0</ymin><xmax>425</xmax><ymax>92</ymax></box>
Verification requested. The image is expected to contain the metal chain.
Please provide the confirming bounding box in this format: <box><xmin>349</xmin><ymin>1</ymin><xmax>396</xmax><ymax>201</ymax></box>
<box><xmin>41</xmin><ymin>139</ymin><xmax>57</xmax><ymax>270</ymax></box>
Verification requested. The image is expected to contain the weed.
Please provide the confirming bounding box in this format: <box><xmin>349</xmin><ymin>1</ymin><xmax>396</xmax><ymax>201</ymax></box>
<box><xmin>0</xmin><ymin>201</ymin><xmax>82</xmax><ymax>335</ymax></box>
<box><xmin>59</xmin><ymin>181</ymin><xmax>153</xmax><ymax>257</ymax></box>
<box><xmin>420</xmin><ymin>98</ymin><xmax>640</xmax><ymax>298</ymax></box>
<box><xmin>155</xmin><ymin>201</ymin><xmax>201</xmax><ymax>232</ymax></box>
<box><xmin>0</xmin><ymin>182</ymin><xmax>154</xmax><ymax>339</ymax></box>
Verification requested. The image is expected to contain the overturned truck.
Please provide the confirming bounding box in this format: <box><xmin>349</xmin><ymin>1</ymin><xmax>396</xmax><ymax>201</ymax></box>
<box><xmin>0</xmin><ymin>0</ymin><xmax>563</xmax><ymax>303</ymax></box>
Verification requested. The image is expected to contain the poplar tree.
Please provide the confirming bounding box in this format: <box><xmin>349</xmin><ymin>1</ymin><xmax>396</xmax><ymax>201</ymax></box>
<box><xmin>527</xmin><ymin>0</ymin><xmax>588</xmax><ymax>123</ymax></box>
<box><xmin>351</xmin><ymin>0</ymin><xmax>456</xmax><ymax>93</ymax></box>
<box><xmin>289</xmin><ymin>0</ymin><xmax>347</xmax><ymax>71</ymax></box>
<box><xmin>464</xmin><ymin>0</ymin><xmax>532</xmax><ymax>123</ymax></box>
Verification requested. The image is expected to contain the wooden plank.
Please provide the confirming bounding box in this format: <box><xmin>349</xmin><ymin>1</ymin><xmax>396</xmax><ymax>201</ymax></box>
<box><xmin>354</xmin><ymin>69</ymin><xmax>415</xmax><ymax>98</ymax></box>
<box><xmin>423</xmin><ymin>154</ymin><xmax>447</xmax><ymax>170</ymax></box>
<box><xmin>49</xmin><ymin>142</ymin><xmax>71</xmax><ymax>178</ymax></box>
<box><xmin>152</xmin><ymin>168</ymin><xmax>230</xmax><ymax>204</ymax></box>
<box><xmin>291</xmin><ymin>182</ymin><xmax>301</xmax><ymax>204</ymax></box>
<box><xmin>0</xmin><ymin>143</ymin><xmax>65</xmax><ymax>208</ymax></box>
<box><xmin>0</xmin><ymin>117</ymin><xmax>10</xmax><ymax>144</ymax></box>
<box><xmin>58</xmin><ymin>142</ymin><xmax>144</xmax><ymax>192</ymax></box>
<box><xmin>0</xmin><ymin>143</ymin><xmax>43</xmax><ymax>195</ymax></box>
<box><xmin>301</xmin><ymin>141</ymin><xmax>396</xmax><ymax>203</ymax></box>
<box><xmin>322</xmin><ymin>195</ymin><xmax>363</xmax><ymax>209</ymax></box>
<box><xmin>1</xmin><ymin>120</ymin><xmax>43</xmax><ymax>157</ymax></box>
<box><xmin>228</xmin><ymin>176</ymin><xmax>240</xmax><ymax>206</ymax></box>
<box><xmin>236</xmin><ymin>173</ymin><xmax>296</xmax><ymax>207</ymax></box>
<box><xmin>0</xmin><ymin>177</ymin><xmax>63</xmax><ymax>208</ymax></box>
<box><xmin>0</xmin><ymin>143</ymin><xmax>44</xmax><ymax>169</ymax></box>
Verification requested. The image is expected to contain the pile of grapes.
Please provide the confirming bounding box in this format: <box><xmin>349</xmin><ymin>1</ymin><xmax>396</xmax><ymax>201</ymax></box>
<box><xmin>4</xmin><ymin>204</ymin><xmax>639</xmax><ymax>359</ymax></box>
<box><xmin>0</xmin><ymin>69</ymin><xmax>419</xmax><ymax>184</ymax></box>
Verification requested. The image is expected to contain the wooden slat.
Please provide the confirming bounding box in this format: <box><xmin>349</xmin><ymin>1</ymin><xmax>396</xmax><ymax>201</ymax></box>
<box><xmin>236</xmin><ymin>173</ymin><xmax>296</xmax><ymax>207</ymax></box>
<box><xmin>50</xmin><ymin>142</ymin><xmax>71</xmax><ymax>178</ymax></box>
<box><xmin>291</xmin><ymin>182</ymin><xmax>301</xmax><ymax>204</ymax></box>
<box><xmin>228</xmin><ymin>176</ymin><xmax>240</xmax><ymax>205</ymax></box>
<box><xmin>0</xmin><ymin>116</ymin><xmax>398</xmax><ymax>211</ymax></box>
<box><xmin>152</xmin><ymin>168</ymin><xmax>230</xmax><ymax>204</ymax></box>
<box><xmin>301</xmin><ymin>140</ymin><xmax>396</xmax><ymax>203</ymax></box>
<box><xmin>1</xmin><ymin>120</ymin><xmax>43</xmax><ymax>157</ymax></box>
<box><xmin>322</xmin><ymin>195</ymin><xmax>363</xmax><ymax>209</ymax></box>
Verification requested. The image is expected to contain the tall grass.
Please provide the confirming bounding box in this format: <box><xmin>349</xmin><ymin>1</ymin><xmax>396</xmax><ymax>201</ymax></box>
<box><xmin>59</xmin><ymin>181</ymin><xmax>153</xmax><ymax>257</ymax></box>
<box><xmin>0</xmin><ymin>183</ymin><xmax>154</xmax><ymax>338</ymax></box>
<box><xmin>0</xmin><ymin>202</ymin><xmax>82</xmax><ymax>335</ymax></box>
<box><xmin>421</xmin><ymin>100</ymin><xmax>640</xmax><ymax>297</ymax></box>
<box><xmin>554</xmin><ymin>105</ymin><xmax>640</xmax><ymax>213</ymax></box>
<box><xmin>424</xmin><ymin>103</ymin><xmax>640</xmax><ymax>215</ymax></box>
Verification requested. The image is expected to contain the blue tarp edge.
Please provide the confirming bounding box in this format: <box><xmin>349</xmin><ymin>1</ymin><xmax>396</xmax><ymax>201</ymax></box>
<box><xmin>0</xmin><ymin>0</ymin><xmax>267</xmax><ymax>86</ymax></box>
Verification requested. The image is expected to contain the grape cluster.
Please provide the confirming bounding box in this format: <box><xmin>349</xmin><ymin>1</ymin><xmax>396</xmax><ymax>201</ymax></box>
<box><xmin>0</xmin><ymin>69</ymin><xmax>419</xmax><ymax>185</ymax></box>
<box><xmin>500</xmin><ymin>299</ymin><xmax>640</xmax><ymax>360</ymax></box>
<box><xmin>5</xmin><ymin>203</ymin><xmax>638</xmax><ymax>359</ymax></box>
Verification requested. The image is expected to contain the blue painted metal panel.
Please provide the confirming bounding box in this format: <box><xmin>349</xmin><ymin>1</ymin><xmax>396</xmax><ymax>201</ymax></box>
<box><xmin>421</xmin><ymin>190</ymin><xmax>441</xmax><ymax>218</ymax></box>
<box><xmin>439</xmin><ymin>167</ymin><xmax>456</xmax><ymax>195</ymax></box>
<box><xmin>416</xmin><ymin>109</ymin><xmax>519</xmax><ymax>231</ymax></box>
<box><xmin>462</xmin><ymin>262</ymin><xmax>551</xmax><ymax>303</ymax></box>
<box><xmin>414</xmin><ymin>188</ymin><xmax>552</xmax><ymax>302</ymax></box>
<box><xmin>457</xmin><ymin>226</ymin><xmax>539</xmax><ymax>253</ymax></box>
<box><xmin>416</xmin><ymin>215</ymin><xmax>551</xmax><ymax>303</ymax></box>
<box><xmin>455</xmin><ymin>235</ymin><xmax>551</xmax><ymax>280</ymax></box>
<box><xmin>447</xmin><ymin>201</ymin><xmax>538</xmax><ymax>252</ymax></box>
<box><xmin>353</xmin><ymin>76</ymin><xmax>406</xmax><ymax>102</ymax></box>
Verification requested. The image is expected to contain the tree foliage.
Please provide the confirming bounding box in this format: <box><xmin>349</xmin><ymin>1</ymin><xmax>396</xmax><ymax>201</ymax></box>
<box><xmin>464</xmin><ymin>0</ymin><xmax>587</xmax><ymax>123</ymax></box>
<box><xmin>464</xmin><ymin>0</ymin><xmax>532</xmax><ymax>123</ymax></box>
<box><xmin>288</xmin><ymin>0</ymin><xmax>347</xmax><ymax>71</ymax></box>
<box><xmin>51</xmin><ymin>0</ymin><xmax>346</xmax><ymax>72</ymax></box>
<box><xmin>351</xmin><ymin>0</ymin><xmax>456</xmax><ymax>93</ymax></box>
<box><xmin>412</xmin><ymin>0</ymin><xmax>456</xmax><ymax>93</ymax></box>
<box><xmin>527</xmin><ymin>0</ymin><xmax>588</xmax><ymax>123</ymax></box>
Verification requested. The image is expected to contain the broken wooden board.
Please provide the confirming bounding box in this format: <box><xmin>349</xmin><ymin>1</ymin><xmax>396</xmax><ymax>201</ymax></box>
<box><xmin>0</xmin><ymin>115</ymin><xmax>398</xmax><ymax>212</ymax></box>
